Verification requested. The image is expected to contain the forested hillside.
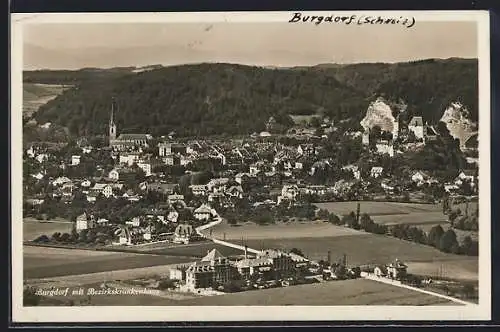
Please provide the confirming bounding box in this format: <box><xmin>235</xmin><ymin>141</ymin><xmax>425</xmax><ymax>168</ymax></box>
<box><xmin>30</xmin><ymin>59</ymin><xmax>478</xmax><ymax>137</ymax></box>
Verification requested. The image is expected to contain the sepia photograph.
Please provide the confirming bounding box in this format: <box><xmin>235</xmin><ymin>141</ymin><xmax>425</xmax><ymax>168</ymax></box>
<box><xmin>11</xmin><ymin>11</ymin><xmax>491</xmax><ymax>322</ymax></box>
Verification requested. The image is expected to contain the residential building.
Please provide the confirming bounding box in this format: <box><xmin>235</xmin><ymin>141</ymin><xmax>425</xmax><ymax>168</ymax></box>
<box><xmin>91</xmin><ymin>183</ymin><xmax>114</xmax><ymax>198</ymax></box>
<box><xmin>185</xmin><ymin>249</ymin><xmax>237</xmax><ymax>290</ymax></box>
<box><xmin>190</xmin><ymin>184</ymin><xmax>208</xmax><ymax>196</ymax></box>
<box><xmin>71</xmin><ymin>155</ymin><xmax>81</xmax><ymax>166</ymax></box>
<box><xmin>370</xmin><ymin>166</ymin><xmax>384</xmax><ymax>179</ymax></box>
<box><xmin>408</xmin><ymin>116</ymin><xmax>425</xmax><ymax>141</ymax></box>
<box><xmin>76</xmin><ymin>212</ymin><xmax>96</xmax><ymax>231</ymax></box>
<box><xmin>194</xmin><ymin>204</ymin><xmax>215</xmax><ymax>221</ymax></box>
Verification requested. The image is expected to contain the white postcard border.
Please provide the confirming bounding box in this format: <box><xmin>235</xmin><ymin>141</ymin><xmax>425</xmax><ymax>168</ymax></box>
<box><xmin>11</xmin><ymin>10</ymin><xmax>491</xmax><ymax>323</ymax></box>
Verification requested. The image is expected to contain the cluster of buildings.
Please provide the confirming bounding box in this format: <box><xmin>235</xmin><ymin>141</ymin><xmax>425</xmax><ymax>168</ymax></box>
<box><xmin>169</xmin><ymin>248</ymin><xmax>310</xmax><ymax>291</ymax></box>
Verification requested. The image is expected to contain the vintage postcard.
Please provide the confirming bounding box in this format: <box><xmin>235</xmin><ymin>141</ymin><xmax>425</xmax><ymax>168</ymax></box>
<box><xmin>11</xmin><ymin>11</ymin><xmax>491</xmax><ymax>323</ymax></box>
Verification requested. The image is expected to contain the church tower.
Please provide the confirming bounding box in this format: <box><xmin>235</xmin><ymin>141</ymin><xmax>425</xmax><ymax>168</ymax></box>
<box><xmin>109</xmin><ymin>98</ymin><xmax>117</xmax><ymax>146</ymax></box>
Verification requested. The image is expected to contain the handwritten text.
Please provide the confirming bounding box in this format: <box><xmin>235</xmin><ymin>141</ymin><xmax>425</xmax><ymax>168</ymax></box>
<box><xmin>289</xmin><ymin>13</ymin><xmax>416</xmax><ymax>28</ymax></box>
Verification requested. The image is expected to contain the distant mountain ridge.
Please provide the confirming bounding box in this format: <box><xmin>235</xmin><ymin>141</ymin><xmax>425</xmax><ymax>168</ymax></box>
<box><xmin>29</xmin><ymin>58</ymin><xmax>478</xmax><ymax>138</ymax></box>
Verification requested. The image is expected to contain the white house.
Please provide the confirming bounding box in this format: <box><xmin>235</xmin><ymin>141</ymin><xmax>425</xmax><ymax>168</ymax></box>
<box><xmin>226</xmin><ymin>185</ymin><xmax>244</xmax><ymax>199</ymax></box>
<box><xmin>194</xmin><ymin>204</ymin><xmax>215</xmax><ymax>221</ymax></box>
<box><xmin>91</xmin><ymin>183</ymin><xmax>114</xmax><ymax>198</ymax></box>
<box><xmin>31</xmin><ymin>172</ymin><xmax>45</xmax><ymax>180</ymax></box>
<box><xmin>76</xmin><ymin>212</ymin><xmax>95</xmax><ymax>231</ymax></box>
<box><xmin>408</xmin><ymin>116</ymin><xmax>425</xmax><ymax>141</ymax></box>
<box><xmin>137</xmin><ymin>161</ymin><xmax>153</xmax><ymax>177</ymax></box>
<box><xmin>454</xmin><ymin>170</ymin><xmax>476</xmax><ymax>185</ymax></box>
<box><xmin>35</xmin><ymin>153</ymin><xmax>49</xmax><ymax>163</ymax></box>
<box><xmin>370</xmin><ymin>167</ymin><xmax>384</xmax><ymax>179</ymax></box>
<box><xmin>119</xmin><ymin>153</ymin><xmax>140</xmax><ymax>166</ymax></box>
<box><xmin>166</xmin><ymin>210</ymin><xmax>179</xmax><ymax>223</ymax></box>
<box><xmin>71</xmin><ymin>155</ymin><xmax>81</xmax><ymax>166</ymax></box>
<box><xmin>207</xmin><ymin>178</ymin><xmax>229</xmax><ymax>193</ymax></box>
<box><xmin>342</xmin><ymin>165</ymin><xmax>361</xmax><ymax>180</ymax></box>
<box><xmin>190</xmin><ymin>184</ymin><xmax>208</xmax><ymax>196</ymax></box>
<box><xmin>52</xmin><ymin>176</ymin><xmax>71</xmax><ymax>186</ymax></box>
<box><xmin>277</xmin><ymin>184</ymin><xmax>300</xmax><ymax>204</ymax></box>
<box><xmin>109</xmin><ymin>168</ymin><xmax>120</xmax><ymax>181</ymax></box>
<box><xmin>168</xmin><ymin>194</ymin><xmax>185</xmax><ymax>205</ymax></box>
<box><xmin>80</xmin><ymin>179</ymin><xmax>92</xmax><ymax>188</ymax></box>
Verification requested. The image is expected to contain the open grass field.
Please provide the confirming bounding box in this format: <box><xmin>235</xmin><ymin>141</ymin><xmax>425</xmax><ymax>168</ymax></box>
<box><xmin>206</xmin><ymin>221</ymin><xmax>363</xmax><ymax>240</ymax></box>
<box><xmin>242</xmin><ymin>234</ymin><xmax>477</xmax><ymax>281</ymax></box>
<box><xmin>23</xmin><ymin>245</ymin><xmax>195</xmax><ymax>279</ymax></box>
<box><xmin>176</xmin><ymin>278</ymin><xmax>455</xmax><ymax>306</ymax></box>
<box><xmin>315</xmin><ymin>201</ymin><xmax>442</xmax><ymax>216</ymax></box>
<box><xmin>23</xmin><ymin>218</ymin><xmax>74</xmax><ymax>241</ymax></box>
<box><xmin>23</xmin><ymin>83</ymin><xmax>70</xmax><ymax>117</ymax></box>
<box><xmin>30</xmin><ymin>279</ymin><xmax>454</xmax><ymax>306</ymax></box>
<box><xmin>368</xmin><ymin>212</ymin><xmax>448</xmax><ymax>227</ymax></box>
<box><xmin>147</xmin><ymin>242</ymin><xmax>246</xmax><ymax>258</ymax></box>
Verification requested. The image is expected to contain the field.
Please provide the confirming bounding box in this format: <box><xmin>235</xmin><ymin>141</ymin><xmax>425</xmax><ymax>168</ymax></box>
<box><xmin>23</xmin><ymin>245</ymin><xmax>195</xmax><ymax>279</ymax></box>
<box><xmin>176</xmin><ymin>278</ymin><xmax>455</xmax><ymax>306</ymax></box>
<box><xmin>206</xmin><ymin>221</ymin><xmax>363</xmax><ymax>240</ymax></box>
<box><xmin>316</xmin><ymin>201</ymin><xmax>443</xmax><ymax>216</ymax></box>
<box><xmin>241</xmin><ymin>235</ymin><xmax>478</xmax><ymax>281</ymax></box>
<box><xmin>23</xmin><ymin>83</ymin><xmax>70</xmax><ymax>117</ymax></box>
<box><xmin>23</xmin><ymin>218</ymin><xmax>74</xmax><ymax>241</ymax></box>
<box><xmin>30</xmin><ymin>278</ymin><xmax>454</xmax><ymax>306</ymax></box>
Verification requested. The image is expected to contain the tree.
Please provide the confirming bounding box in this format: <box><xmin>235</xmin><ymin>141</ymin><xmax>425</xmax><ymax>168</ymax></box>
<box><xmin>51</xmin><ymin>232</ymin><xmax>62</xmax><ymax>242</ymax></box>
<box><xmin>328</xmin><ymin>213</ymin><xmax>341</xmax><ymax>225</ymax></box>
<box><xmin>34</xmin><ymin>234</ymin><xmax>50</xmax><ymax>243</ymax></box>
<box><xmin>359</xmin><ymin>213</ymin><xmax>374</xmax><ymax>232</ymax></box>
<box><xmin>59</xmin><ymin>232</ymin><xmax>71</xmax><ymax>243</ymax></box>
<box><xmin>317</xmin><ymin>208</ymin><xmax>330</xmax><ymax>220</ymax></box>
<box><xmin>290</xmin><ymin>248</ymin><xmax>305</xmax><ymax>257</ymax></box>
<box><xmin>439</xmin><ymin>229</ymin><xmax>459</xmax><ymax>253</ymax></box>
<box><xmin>428</xmin><ymin>225</ymin><xmax>445</xmax><ymax>248</ymax></box>
<box><xmin>157</xmin><ymin>278</ymin><xmax>176</xmax><ymax>290</ymax></box>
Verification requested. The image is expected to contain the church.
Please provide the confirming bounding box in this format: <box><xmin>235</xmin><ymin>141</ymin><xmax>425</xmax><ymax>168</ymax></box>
<box><xmin>108</xmin><ymin>99</ymin><xmax>153</xmax><ymax>151</ymax></box>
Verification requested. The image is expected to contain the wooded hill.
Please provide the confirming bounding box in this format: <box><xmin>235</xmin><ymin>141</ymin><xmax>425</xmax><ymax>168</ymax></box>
<box><xmin>29</xmin><ymin>58</ymin><xmax>478</xmax><ymax>137</ymax></box>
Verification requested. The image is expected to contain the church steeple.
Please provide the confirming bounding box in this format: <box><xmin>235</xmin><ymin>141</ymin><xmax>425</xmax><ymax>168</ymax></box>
<box><xmin>109</xmin><ymin>98</ymin><xmax>117</xmax><ymax>145</ymax></box>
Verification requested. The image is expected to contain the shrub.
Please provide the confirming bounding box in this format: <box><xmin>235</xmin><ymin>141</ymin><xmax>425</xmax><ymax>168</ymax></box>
<box><xmin>157</xmin><ymin>278</ymin><xmax>176</xmax><ymax>290</ymax></box>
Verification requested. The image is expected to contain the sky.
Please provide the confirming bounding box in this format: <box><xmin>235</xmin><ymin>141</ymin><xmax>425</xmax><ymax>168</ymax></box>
<box><xmin>22</xmin><ymin>21</ymin><xmax>478</xmax><ymax>70</ymax></box>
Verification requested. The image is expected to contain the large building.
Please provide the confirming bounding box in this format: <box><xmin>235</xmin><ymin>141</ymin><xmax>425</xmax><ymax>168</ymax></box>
<box><xmin>185</xmin><ymin>249</ymin><xmax>238</xmax><ymax>290</ymax></box>
<box><xmin>108</xmin><ymin>99</ymin><xmax>152</xmax><ymax>151</ymax></box>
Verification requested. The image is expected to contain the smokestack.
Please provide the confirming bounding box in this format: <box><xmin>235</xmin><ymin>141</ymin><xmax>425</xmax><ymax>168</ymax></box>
<box><xmin>244</xmin><ymin>245</ymin><xmax>248</xmax><ymax>259</ymax></box>
<box><xmin>327</xmin><ymin>250</ymin><xmax>331</xmax><ymax>265</ymax></box>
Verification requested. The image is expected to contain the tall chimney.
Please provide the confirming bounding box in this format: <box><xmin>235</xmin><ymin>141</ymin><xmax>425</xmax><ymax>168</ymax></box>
<box><xmin>327</xmin><ymin>250</ymin><xmax>331</xmax><ymax>265</ymax></box>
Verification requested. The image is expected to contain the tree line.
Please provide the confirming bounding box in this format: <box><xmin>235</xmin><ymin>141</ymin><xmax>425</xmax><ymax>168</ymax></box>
<box><xmin>32</xmin><ymin>59</ymin><xmax>478</xmax><ymax>138</ymax></box>
<box><xmin>316</xmin><ymin>208</ymin><xmax>478</xmax><ymax>257</ymax></box>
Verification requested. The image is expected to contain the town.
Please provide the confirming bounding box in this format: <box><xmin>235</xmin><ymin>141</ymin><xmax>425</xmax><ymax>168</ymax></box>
<box><xmin>22</xmin><ymin>94</ymin><xmax>479</xmax><ymax>299</ymax></box>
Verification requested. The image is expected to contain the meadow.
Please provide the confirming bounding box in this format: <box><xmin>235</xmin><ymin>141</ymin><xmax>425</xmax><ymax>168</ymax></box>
<box><xmin>23</xmin><ymin>245</ymin><xmax>194</xmax><ymax>279</ymax></box>
<box><xmin>206</xmin><ymin>220</ymin><xmax>363</xmax><ymax>240</ymax></box>
<box><xmin>30</xmin><ymin>278</ymin><xmax>454</xmax><ymax>306</ymax></box>
<box><xmin>315</xmin><ymin>201</ymin><xmax>443</xmax><ymax>216</ymax></box>
<box><xmin>176</xmin><ymin>278</ymin><xmax>455</xmax><ymax>306</ymax></box>
<box><xmin>23</xmin><ymin>218</ymin><xmax>74</xmax><ymax>241</ymax></box>
<box><xmin>242</xmin><ymin>235</ymin><xmax>478</xmax><ymax>281</ymax></box>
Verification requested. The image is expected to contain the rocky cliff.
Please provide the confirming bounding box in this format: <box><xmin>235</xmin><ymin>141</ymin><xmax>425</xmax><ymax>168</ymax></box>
<box><xmin>440</xmin><ymin>101</ymin><xmax>478</xmax><ymax>147</ymax></box>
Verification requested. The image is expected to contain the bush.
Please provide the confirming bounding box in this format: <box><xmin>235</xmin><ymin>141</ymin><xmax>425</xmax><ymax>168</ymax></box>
<box><xmin>51</xmin><ymin>232</ymin><xmax>62</xmax><ymax>242</ymax></box>
<box><xmin>33</xmin><ymin>234</ymin><xmax>50</xmax><ymax>243</ymax></box>
<box><xmin>59</xmin><ymin>233</ymin><xmax>71</xmax><ymax>243</ymax></box>
<box><xmin>157</xmin><ymin>278</ymin><xmax>176</xmax><ymax>290</ymax></box>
